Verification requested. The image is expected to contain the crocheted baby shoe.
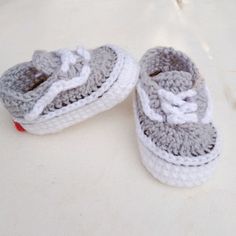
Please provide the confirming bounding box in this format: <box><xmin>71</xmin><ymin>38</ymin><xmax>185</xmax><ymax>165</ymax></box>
<box><xmin>0</xmin><ymin>45</ymin><xmax>139</xmax><ymax>134</ymax></box>
<box><xmin>134</xmin><ymin>47</ymin><xmax>220</xmax><ymax>187</ymax></box>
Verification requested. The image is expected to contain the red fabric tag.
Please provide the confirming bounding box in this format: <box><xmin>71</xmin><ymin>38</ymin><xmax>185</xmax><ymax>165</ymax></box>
<box><xmin>13</xmin><ymin>122</ymin><xmax>25</xmax><ymax>132</ymax></box>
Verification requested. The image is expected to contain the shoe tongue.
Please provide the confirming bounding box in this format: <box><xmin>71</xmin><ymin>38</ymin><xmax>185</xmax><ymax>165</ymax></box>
<box><xmin>151</xmin><ymin>71</ymin><xmax>194</xmax><ymax>93</ymax></box>
<box><xmin>32</xmin><ymin>50</ymin><xmax>61</xmax><ymax>75</ymax></box>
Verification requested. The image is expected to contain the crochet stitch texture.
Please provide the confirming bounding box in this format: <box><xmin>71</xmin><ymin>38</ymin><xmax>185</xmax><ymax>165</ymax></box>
<box><xmin>0</xmin><ymin>46</ymin><xmax>116</xmax><ymax>119</ymax></box>
<box><xmin>134</xmin><ymin>47</ymin><xmax>220</xmax><ymax>187</ymax></box>
<box><xmin>0</xmin><ymin>45</ymin><xmax>139</xmax><ymax>134</ymax></box>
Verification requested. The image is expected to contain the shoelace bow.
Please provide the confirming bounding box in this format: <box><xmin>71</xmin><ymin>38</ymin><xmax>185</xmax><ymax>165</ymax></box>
<box><xmin>24</xmin><ymin>47</ymin><xmax>91</xmax><ymax>121</ymax></box>
<box><xmin>57</xmin><ymin>47</ymin><xmax>91</xmax><ymax>73</ymax></box>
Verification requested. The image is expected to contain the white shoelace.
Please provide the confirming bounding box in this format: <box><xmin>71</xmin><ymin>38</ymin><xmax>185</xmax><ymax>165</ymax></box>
<box><xmin>158</xmin><ymin>88</ymin><xmax>198</xmax><ymax>124</ymax></box>
<box><xmin>24</xmin><ymin>47</ymin><xmax>91</xmax><ymax>121</ymax></box>
<box><xmin>57</xmin><ymin>47</ymin><xmax>91</xmax><ymax>73</ymax></box>
<box><xmin>137</xmin><ymin>83</ymin><xmax>198</xmax><ymax>124</ymax></box>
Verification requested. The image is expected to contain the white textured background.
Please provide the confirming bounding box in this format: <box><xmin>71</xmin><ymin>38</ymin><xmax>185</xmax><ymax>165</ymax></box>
<box><xmin>0</xmin><ymin>0</ymin><xmax>235</xmax><ymax>235</ymax></box>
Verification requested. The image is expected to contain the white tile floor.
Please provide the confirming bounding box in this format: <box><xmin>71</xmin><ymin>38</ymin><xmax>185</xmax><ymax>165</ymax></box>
<box><xmin>0</xmin><ymin>0</ymin><xmax>235</xmax><ymax>235</ymax></box>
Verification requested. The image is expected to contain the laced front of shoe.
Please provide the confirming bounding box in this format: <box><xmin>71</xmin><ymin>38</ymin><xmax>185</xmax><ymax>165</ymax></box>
<box><xmin>0</xmin><ymin>45</ymin><xmax>139</xmax><ymax>134</ymax></box>
<box><xmin>24</xmin><ymin>47</ymin><xmax>91</xmax><ymax>122</ymax></box>
<box><xmin>135</xmin><ymin>47</ymin><xmax>220</xmax><ymax>187</ymax></box>
<box><xmin>137</xmin><ymin>83</ymin><xmax>199</xmax><ymax>124</ymax></box>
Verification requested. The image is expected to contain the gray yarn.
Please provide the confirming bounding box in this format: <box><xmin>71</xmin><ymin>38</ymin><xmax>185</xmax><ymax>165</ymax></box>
<box><xmin>137</xmin><ymin>47</ymin><xmax>217</xmax><ymax>157</ymax></box>
<box><xmin>43</xmin><ymin>47</ymin><xmax>116</xmax><ymax>114</ymax></box>
<box><xmin>0</xmin><ymin>46</ymin><xmax>117</xmax><ymax>119</ymax></box>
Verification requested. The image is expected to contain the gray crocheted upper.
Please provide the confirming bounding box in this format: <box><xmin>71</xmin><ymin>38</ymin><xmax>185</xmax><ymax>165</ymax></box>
<box><xmin>136</xmin><ymin>47</ymin><xmax>217</xmax><ymax>158</ymax></box>
<box><xmin>0</xmin><ymin>46</ymin><xmax>117</xmax><ymax>119</ymax></box>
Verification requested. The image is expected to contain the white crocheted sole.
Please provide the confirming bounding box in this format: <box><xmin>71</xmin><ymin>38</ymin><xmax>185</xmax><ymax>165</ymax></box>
<box><xmin>20</xmin><ymin>48</ymin><xmax>139</xmax><ymax>135</ymax></box>
<box><xmin>138</xmin><ymin>140</ymin><xmax>218</xmax><ymax>188</ymax></box>
<box><xmin>133</xmin><ymin>97</ymin><xmax>220</xmax><ymax>188</ymax></box>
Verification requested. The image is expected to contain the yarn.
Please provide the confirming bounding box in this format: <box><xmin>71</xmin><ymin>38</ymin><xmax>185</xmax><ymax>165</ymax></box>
<box><xmin>0</xmin><ymin>45</ymin><xmax>139</xmax><ymax>134</ymax></box>
<box><xmin>134</xmin><ymin>46</ymin><xmax>220</xmax><ymax>187</ymax></box>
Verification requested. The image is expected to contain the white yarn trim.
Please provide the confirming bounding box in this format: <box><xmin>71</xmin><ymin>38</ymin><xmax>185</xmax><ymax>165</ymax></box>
<box><xmin>24</xmin><ymin>47</ymin><xmax>91</xmax><ymax>122</ymax></box>
<box><xmin>136</xmin><ymin>83</ymin><xmax>163</xmax><ymax>122</ymax></box>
